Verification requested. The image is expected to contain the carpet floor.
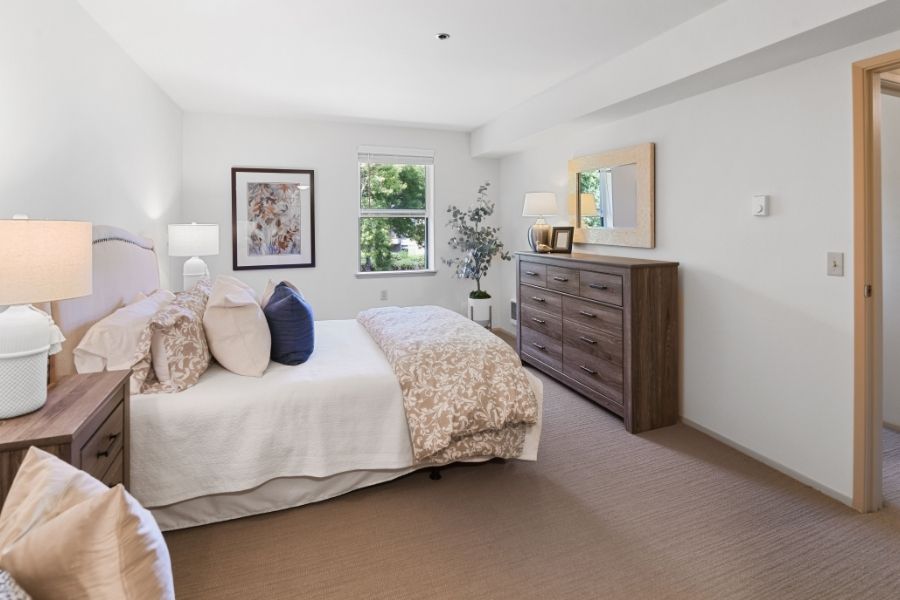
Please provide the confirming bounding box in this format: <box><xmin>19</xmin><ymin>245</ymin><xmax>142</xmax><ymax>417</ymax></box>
<box><xmin>165</xmin><ymin>371</ymin><xmax>900</xmax><ymax>599</ymax></box>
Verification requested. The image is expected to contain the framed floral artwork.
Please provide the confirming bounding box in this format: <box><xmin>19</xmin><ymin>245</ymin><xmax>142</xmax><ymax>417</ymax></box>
<box><xmin>231</xmin><ymin>167</ymin><xmax>316</xmax><ymax>270</ymax></box>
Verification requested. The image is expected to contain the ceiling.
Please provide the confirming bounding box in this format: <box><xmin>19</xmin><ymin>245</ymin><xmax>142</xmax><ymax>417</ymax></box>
<box><xmin>78</xmin><ymin>0</ymin><xmax>726</xmax><ymax>130</ymax></box>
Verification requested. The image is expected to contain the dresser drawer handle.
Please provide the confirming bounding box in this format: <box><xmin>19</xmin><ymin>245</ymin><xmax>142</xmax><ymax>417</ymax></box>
<box><xmin>579</xmin><ymin>336</ymin><xmax>597</xmax><ymax>345</ymax></box>
<box><xmin>578</xmin><ymin>310</ymin><xmax>596</xmax><ymax>318</ymax></box>
<box><xmin>552</xmin><ymin>276</ymin><xmax>569</xmax><ymax>282</ymax></box>
<box><xmin>531</xmin><ymin>296</ymin><xmax>546</xmax><ymax>303</ymax></box>
<box><xmin>530</xmin><ymin>342</ymin><xmax>546</xmax><ymax>351</ymax></box>
<box><xmin>524</xmin><ymin>271</ymin><xmax>538</xmax><ymax>276</ymax></box>
<box><xmin>589</xmin><ymin>283</ymin><xmax>609</xmax><ymax>291</ymax></box>
<box><xmin>531</xmin><ymin>317</ymin><xmax>546</xmax><ymax>325</ymax></box>
<box><xmin>96</xmin><ymin>432</ymin><xmax>119</xmax><ymax>458</ymax></box>
<box><xmin>579</xmin><ymin>365</ymin><xmax>597</xmax><ymax>375</ymax></box>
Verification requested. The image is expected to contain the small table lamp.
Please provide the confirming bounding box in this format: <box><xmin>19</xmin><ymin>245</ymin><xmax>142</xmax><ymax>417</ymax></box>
<box><xmin>522</xmin><ymin>192</ymin><xmax>558</xmax><ymax>252</ymax></box>
<box><xmin>0</xmin><ymin>217</ymin><xmax>92</xmax><ymax>418</ymax></box>
<box><xmin>168</xmin><ymin>223</ymin><xmax>219</xmax><ymax>290</ymax></box>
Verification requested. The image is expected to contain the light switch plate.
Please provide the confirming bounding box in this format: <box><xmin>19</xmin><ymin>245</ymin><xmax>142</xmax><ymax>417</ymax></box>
<box><xmin>752</xmin><ymin>195</ymin><xmax>769</xmax><ymax>216</ymax></box>
<box><xmin>827</xmin><ymin>252</ymin><xmax>844</xmax><ymax>277</ymax></box>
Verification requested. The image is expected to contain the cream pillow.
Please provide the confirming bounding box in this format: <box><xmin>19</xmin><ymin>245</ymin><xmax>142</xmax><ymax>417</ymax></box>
<box><xmin>203</xmin><ymin>276</ymin><xmax>271</xmax><ymax>377</ymax></box>
<box><xmin>0</xmin><ymin>448</ymin><xmax>174</xmax><ymax>600</ymax></box>
<box><xmin>0</xmin><ymin>486</ymin><xmax>174</xmax><ymax>600</ymax></box>
<box><xmin>0</xmin><ymin>448</ymin><xmax>107</xmax><ymax>552</ymax></box>
<box><xmin>74</xmin><ymin>290</ymin><xmax>175</xmax><ymax>376</ymax></box>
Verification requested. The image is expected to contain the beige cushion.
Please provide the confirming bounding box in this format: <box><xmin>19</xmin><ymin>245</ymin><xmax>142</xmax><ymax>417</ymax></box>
<box><xmin>73</xmin><ymin>290</ymin><xmax>175</xmax><ymax>384</ymax></box>
<box><xmin>0</xmin><ymin>448</ymin><xmax>174</xmax><ymax>600</ymax></box>
<box><xmin>134</xmin><ymin>280</ymin><xmax>211</xmax><ymax>393</ymax></box>
<box><xmin>203</xmin><ymin>276</ymin><xmax>271</xmax><ymax>377</ymax></box>
<box><xmin>0</xmin><ymin>448</ymin><xmax>107</xmax><ymax>552</ymax></box>
<box><xmin>261</xmin><ymin>279</ymin><xmax>303</xmax><ymax>308</ymax></box>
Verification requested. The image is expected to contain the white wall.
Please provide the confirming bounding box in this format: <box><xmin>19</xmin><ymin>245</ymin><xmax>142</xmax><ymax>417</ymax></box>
<box><xmin>497</xmin><ymin>30</ymin><xmax>900</xmax><ymax>502</ymax></box>
<box><xmin>181</xmin><ymin>113</ymin><xmax>501</xmax><ymax>320</ymax></box>
<box><xmin>0</xmin><ymin>0</ymin><xmax>182</xmax><ymax>284</ymax></box>
<box><xmin>883</xmin><ymin>93</ymin><xmax>900</xmax><ymax>428</ymax></box>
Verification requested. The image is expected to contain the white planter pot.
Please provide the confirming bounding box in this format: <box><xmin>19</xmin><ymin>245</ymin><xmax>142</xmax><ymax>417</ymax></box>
<box><xmin>467</xmin><ymin>297</ymin><xmax>492</xmax><ymax>328</ymax></box>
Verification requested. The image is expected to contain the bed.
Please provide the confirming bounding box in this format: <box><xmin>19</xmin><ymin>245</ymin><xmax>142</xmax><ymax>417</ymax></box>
<box><xmin>50</xmin><ymin>226</ymin><xmax>543</xmax><ymax>530</ymax></box>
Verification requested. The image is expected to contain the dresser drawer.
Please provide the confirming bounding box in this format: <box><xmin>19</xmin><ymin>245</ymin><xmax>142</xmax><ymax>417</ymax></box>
<box><xmin>579</xmin><ymin>270</ymin><xmax>623</xmax><ymax>306</ymax></box>
<box><xmin>546</xmin><ymin>266</ymin><xmax>579</xmax><ymax>295</ymax></box>
<box><xmin>521</xmin><ymin>327</ymin><xmax>562</xmax><ymax>371</ymax></box>
<box><xmin>564</xmin><ymin>319</ymin><xmax>623</xmax><ymax>366</ymax></box>
<box><xmin>520</xmin><ymin>285</ymin><xmax>562</xmax><ymax>316</ymax></box>
<box><xmin>519</xmin><ymin>262</ymin><xmax>547</xmax><ymax>287</ymax></box>
<box><xmin>80</xmin><ymin>402</ymin><xmax>124</xmax><ymax>481</ymax></box>
<box><xmin>520</xmin><ymin>305</ymin><xmax>562</xmax><ymax>340</ymax></box>
<box><xmin>563</xmin><ymin>345</ymin><xmax>624</xmax><ymax>403</ymax></box>
<box><xmin>100</xmin><ymin>450</ymin><xmax>124</xmax><ymax>487</ymax></box>
<box><xmin>562</xmin><ymin>296</ymin><xmax>623</xmax><ymax>335</ymax></box>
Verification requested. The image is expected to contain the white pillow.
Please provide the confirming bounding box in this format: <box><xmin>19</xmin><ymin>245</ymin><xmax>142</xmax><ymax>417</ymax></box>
<box><xmin>203</xmin><ymin>276</ymin><xmax>271</xmax><ymax>377</ymax></box>
<box><xmin>74</xmin><ymin>290</ymin><xmax>175</xmax><ymax>374</ymax></box>
<box><xmin>0</xmin><ymin>448</ymin><xmax>174</xmax><ymax>600</ymax></box>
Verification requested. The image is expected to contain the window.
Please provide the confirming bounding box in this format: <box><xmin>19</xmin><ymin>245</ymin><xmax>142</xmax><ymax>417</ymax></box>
<box><xmin>357</xmin><ymin>146</ymin><xmax>434</xmax><ymax>274</ymax></box>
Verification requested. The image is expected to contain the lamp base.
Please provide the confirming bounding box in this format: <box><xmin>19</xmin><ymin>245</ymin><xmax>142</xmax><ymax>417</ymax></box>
<box><xmin>182</xmin><ymin>256</ymin><xmax>210</xmax><ymax>291</ymax></box>
<box><xmin>0</xmin><ymin>305</ymin><xmax>49</xmax><ymax>419</ymax></box>
<box><xmin>527</xmin><ymin>220</ymin><xmax>552</xmax><ymax>252</ymax></box>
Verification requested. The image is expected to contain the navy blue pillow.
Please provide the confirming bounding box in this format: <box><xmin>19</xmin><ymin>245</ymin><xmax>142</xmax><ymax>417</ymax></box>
<box><xmin>263</xmin><ymin>283</ymin><xmax>315</xmax><ymax>365</ymax></box>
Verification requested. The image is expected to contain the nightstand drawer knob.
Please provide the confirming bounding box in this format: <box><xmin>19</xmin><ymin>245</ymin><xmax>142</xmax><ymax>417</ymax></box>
<box><xmin>579</xmin><ymin>336</ymin><xmax>597</xmax><ymax>345</ymax></box>
<box><xmin>579</xmin><ymin>365</ymin><xmax>597</xmax><ymax>375</ymax></box>
<box><xmin>531</xmin><ymin>317</ymin><xmax>546</xmax><ymax>325</ymax></box>
<box><xmin>525</xmin><ymin>271</ymin><xmax>538</xmax><ymax>276</ymax></box>
<box><xmin>531</xmin><ymin>296</ymin><xmax>545</xmax><ymax>303</ymax></box>
<box><xmin>578</xmin><ymin>310</ymin><xmax>596</xmax><ymax>318</ymax></box>
<box><xmin>589</xmin><ymin>283</ymin><xmax>609</xmax><ymax>290</ymax></box>
<box><xmin>97</xmin><ymin>432</ymin><xmax>119</xmax><ymax>458</ymax></box>
<box><xmin>553</xmin><ymin>276</ymin><xmax>569</xmax><ymax>282</ymax></box>
<box><xmin>531</xmin><ymin>342</ymin><xmax>546</xmax><ymax>351</ymax></box>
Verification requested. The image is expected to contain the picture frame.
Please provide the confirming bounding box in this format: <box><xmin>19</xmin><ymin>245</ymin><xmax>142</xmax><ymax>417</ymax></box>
<box><xmin>231</xmin><ymin>167</ymin><xmax>316</xmax><ymax>270</ymax></box>
<box><xmin>550</xmin><ymin>226</ymin><xmax>574</xmax><ymax>253</ymax></box>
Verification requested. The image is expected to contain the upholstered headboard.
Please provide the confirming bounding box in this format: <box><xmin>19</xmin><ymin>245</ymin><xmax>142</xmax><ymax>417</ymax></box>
<box><xmin>50</xmin><ymin>225</ymin><xmax>161</xmax><ymax>381</ymax></box>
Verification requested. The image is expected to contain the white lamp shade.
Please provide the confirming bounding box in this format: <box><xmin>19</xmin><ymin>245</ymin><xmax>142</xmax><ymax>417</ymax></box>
<box><xmin>168</xmin><ymin>223</ymin><xmax>220</xmax><ymax>257</ymax></box>
<box><xmin>580</xmin><ymin>193</ymin><xmax>598</xmax><ymax>217</ymax></box>
<box><xmin>0</xmin><ymin>219</ymin><xmax>92</xmax><ymax>305</ymax></box>
<box><xmin>522</xmin><ymin>192</ymin><xmax>558</xmax><ymax>217</ymax></box>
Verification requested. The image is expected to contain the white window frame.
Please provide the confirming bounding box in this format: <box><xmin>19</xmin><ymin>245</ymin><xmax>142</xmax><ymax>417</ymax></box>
<box><xmin>356</xmin><ymin>146</ymin><xmax>436</xmax><ymax>277</ymax></box>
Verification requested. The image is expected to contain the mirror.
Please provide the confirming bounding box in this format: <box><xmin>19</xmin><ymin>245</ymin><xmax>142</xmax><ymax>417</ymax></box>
<box><xmin>568</xmin><ymin>143</ymin><xmax>655</xmax><ymax>248</ymax></box>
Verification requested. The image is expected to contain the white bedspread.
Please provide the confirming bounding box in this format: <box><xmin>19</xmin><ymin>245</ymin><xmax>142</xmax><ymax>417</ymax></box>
<box><xmin>131</xmin><ymin>319</ymin><xmax>415</xmax><ymax>507</ymax></box>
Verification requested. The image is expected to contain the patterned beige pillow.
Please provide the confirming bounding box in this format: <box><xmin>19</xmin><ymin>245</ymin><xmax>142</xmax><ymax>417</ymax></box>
<box><xmin>133</xmin><ymin>279</ymin><xmax>211</xmax><ymax>394</ymax></box>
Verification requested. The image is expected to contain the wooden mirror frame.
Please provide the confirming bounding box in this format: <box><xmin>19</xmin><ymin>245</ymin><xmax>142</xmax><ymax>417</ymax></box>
<box><xmin>568</xmin><ymin>142</ymin><xmax>655</xmax><ymax>248</ymax></box>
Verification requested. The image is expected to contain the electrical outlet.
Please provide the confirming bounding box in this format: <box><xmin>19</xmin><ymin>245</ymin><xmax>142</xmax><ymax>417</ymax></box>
<box><xmin>827</xmin><ymin>252</ymin><xmax>844</xmax><ymax>277</ymax></box>
<box><xmin>380</xmin><ymin>289</ymin><xmax>388</xmax><ymax>301</ymax></box>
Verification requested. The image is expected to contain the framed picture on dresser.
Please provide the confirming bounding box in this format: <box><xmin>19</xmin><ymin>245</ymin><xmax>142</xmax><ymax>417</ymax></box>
<box><xmin>231</xmin><ymin>167</ymin><xmax>316</xmax><ymax>270</ymax></box>
<box><xmin>550</xmin><ymin>226</ymin><xmax>574</xmax><ymax>253</ymax></box>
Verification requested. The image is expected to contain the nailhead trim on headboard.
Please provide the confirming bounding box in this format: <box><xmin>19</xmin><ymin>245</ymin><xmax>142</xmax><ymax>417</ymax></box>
<box><xmin>93</xmin><ymin>236</ymin><xmax>155</xmax><ymax>251</ymax></box>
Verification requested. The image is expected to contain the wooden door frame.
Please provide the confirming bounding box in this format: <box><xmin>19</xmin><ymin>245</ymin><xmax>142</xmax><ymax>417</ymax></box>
<box><xmin>852</xmin><ymin>49</ymin><xmax>900</xmax><ymax>512</ymax></box>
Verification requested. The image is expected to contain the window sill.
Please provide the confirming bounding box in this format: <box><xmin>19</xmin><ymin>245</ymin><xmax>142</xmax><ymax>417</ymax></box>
<box><xmin>355</xmin><ymin>269</ymin><xmax>437</xmax><ymax>278</ymax></box>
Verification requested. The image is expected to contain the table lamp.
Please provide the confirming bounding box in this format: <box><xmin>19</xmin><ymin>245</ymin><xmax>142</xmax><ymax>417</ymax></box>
<box><xmin>522</xmin><ymin>192</ymin><xmax>558</xmax><ymax>252</ymax></box>
<box><xmin>0</xmin><ymin>217</ymin><xmax>92</xmax><ymax>418</ymax></box>
<box><xmin>168</xmin><ymin>223</ymin><xmax>219</xmax><ymax>290</ymax></box>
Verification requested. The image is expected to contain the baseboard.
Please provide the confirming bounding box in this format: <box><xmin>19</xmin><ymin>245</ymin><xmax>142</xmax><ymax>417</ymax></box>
<box><xmin>680</xmin><ymin>417</ymin><xmax>853</xmax><ymax>507</ymax></box>
<box><xmin>884</xmin><ymin>421</ymin><xmax>900</xmax><ymax>433</ymax></box>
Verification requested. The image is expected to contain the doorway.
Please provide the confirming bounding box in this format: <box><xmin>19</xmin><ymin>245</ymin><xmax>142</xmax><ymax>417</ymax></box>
<box><xmin>852</xmin><ymin>50</ymin><xmax>900</xmax><ymax>512</ymax></box>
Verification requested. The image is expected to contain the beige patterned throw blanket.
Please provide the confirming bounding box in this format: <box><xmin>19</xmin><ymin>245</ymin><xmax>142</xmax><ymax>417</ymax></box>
<box><xmin>357</xmin><ymin>305</ymin><xmax>538</xmax><ymax>465</ymax></box>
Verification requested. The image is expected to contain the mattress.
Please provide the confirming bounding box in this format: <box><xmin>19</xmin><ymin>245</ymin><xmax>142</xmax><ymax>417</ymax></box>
<box><xmin>131</xmin><ymin>319</ymin><xmax>543</xmax><ymax>530</ymax></box>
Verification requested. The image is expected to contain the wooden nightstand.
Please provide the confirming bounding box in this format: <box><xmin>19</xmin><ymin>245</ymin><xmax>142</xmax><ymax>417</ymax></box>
<box><xmin>0</xmin><ymin>371</ymin><xmax>130</xmax><ymax>507</ymax></box>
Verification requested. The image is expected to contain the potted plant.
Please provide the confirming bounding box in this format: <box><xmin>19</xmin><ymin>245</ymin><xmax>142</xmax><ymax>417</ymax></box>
<box><xmin>443</xmin><ymin>182</ymin><xmax>511</xmax><ymax>327</ymax></box>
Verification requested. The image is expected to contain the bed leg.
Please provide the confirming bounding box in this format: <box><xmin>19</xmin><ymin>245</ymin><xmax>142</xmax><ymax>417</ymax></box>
<box><xmin>429</xmin><ymin>468</ymin><xmax>442</xmax><ymax>481</ymax></box>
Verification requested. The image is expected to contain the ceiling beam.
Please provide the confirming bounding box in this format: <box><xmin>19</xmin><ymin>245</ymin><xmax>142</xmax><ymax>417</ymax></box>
<box><xmin>471</xmin><ymin>0</ymin><xmax>900</xmax><ymax>157</ymax></box>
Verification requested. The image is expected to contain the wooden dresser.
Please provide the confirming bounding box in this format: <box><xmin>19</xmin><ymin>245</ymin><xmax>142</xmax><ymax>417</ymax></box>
<box><xmin>0</xmin><ymin>371</ymin><xmax>130</xmax><ymax>506</ymax></box>
<box><xmin>516</xmin><ymin>252</ymin><xmax>678</xmax><ymax>433</ymax></box>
